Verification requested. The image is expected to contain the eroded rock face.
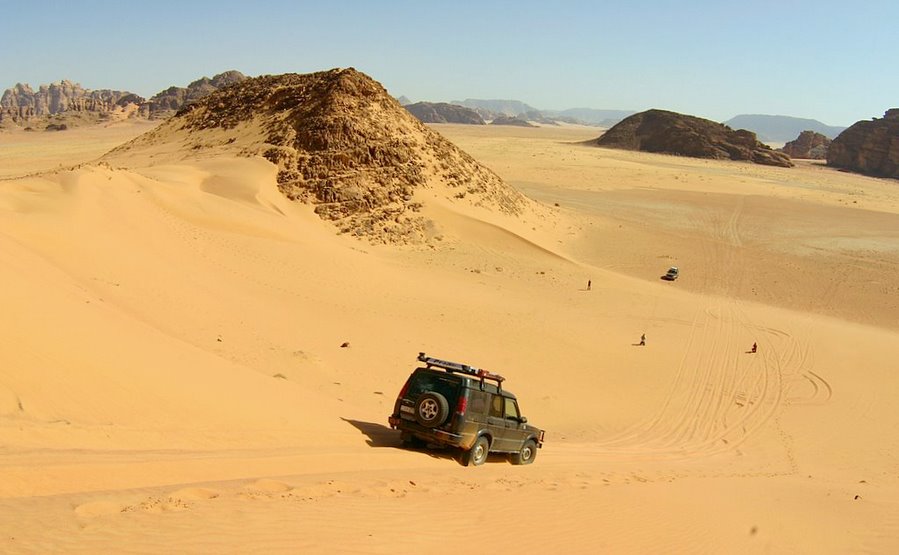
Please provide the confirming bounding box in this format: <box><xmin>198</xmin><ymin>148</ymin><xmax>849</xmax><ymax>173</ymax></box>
<box><xmin>781</xmin><ymin>131</ymin><xmax>831</xmax><ymax>159</ymax></box>
<box><xmin>827</xmin><ymin>109</ymin><xmax>899</xmax><ymax>179</ymax></box>
<box><xmin>404</xmin><ymin>102</ymin><xmax>485</xmax><ymax>124</ymax></box>
<box><xmin>0</xmin><ymin>80</ymin><xmax>142</xmax><ymax>124</ymax></box>
<box><xmin>144</xmin><ymin>70</ymin><xmax>247</xmax><ymax>118</ymax></box>
<box><xmin>110</xmin><ymin>68</ymin><xmax>528</xmax><ymax>243</ymax></box>
<box><xmin>595</xmin><ymin>109</ymin><xmax>794</xmax><ymax>167</ymax></box>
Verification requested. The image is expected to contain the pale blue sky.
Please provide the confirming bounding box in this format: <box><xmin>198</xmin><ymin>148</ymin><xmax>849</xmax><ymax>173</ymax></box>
<box><xmin>2</xmin><ymin>0</ymin><xmax>896</xmax><ymax>126</ymax></box>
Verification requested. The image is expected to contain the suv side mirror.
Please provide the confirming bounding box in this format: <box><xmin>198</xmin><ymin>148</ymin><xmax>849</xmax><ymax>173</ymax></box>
<box><xmin>520</xmin><ymin>416</ymin><xmax>528</xmax><ymax>424</ymax></box>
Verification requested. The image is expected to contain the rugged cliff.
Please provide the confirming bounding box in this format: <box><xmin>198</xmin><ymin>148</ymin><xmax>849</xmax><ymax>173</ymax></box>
<box><xmin>781</xmin><ymin>131</ymin><xmax>831</xmax><ymax>159</ymax></box>
<box><xmin>0</xmin><ymin>80</ymin><xmax>143</xmax><ymax>125</ymax></box>
<box><xmin>827</xmin><ymin>109</ymin><xmax>899</xmax><ymax>179</ymax></box>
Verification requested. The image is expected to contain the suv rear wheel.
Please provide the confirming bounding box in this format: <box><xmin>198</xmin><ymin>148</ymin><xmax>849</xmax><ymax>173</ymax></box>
<box><xmin>511</xmin><ymin>439</ymin><xmax>538</xmax><ymax>465</ymax></box>
<box><xmin>415</xmin><ymin>392</ymin><xmax>449</xmax><ymax>428</ymax></box>
<box><xmin>463</xmin><ymin>436</ymin><xmax>490</xmax><ymax>466</ymax></box>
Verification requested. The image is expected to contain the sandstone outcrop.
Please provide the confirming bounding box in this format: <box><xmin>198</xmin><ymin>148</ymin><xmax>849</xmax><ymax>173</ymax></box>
<box><xmin>0</xmin><ymin>80</ymin><xmax>143</xmax><ymax>125</ymax></box>
<box><xmin>404</xmin><ymin>102</ymin><xmax>485</xmax><ymax>124</ymax></box>
<box><xmin>826</xmin><ymin>109</ymin><xmax>899</xmax><ymax>179</ymax></box>
<box><xmin>595</xmin><ymin>109</ymin><xmax>794</xmax><ymax>167</ymax></box>
<box><xmin>781</xmin><ymin>131</ymin><xmax>831</xmax><ymax>159</ymax></box>
<box><xmin>108</xmin><ymin>68</ymin><xmax>529</xmax><ymax>243</ymax></box>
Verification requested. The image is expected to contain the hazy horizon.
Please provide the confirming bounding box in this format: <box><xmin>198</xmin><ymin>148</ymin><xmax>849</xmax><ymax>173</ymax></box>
<box><xmin>2</xmin><ymin>0</ymin><xmax>897</xmax><ymax>127</ymax></box>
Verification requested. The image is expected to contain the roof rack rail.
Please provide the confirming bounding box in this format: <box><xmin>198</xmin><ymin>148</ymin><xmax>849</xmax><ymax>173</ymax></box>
<box><xmin>417</xmin><ymin>352</ymin><xmax>505</xmax><ymax>384</ymax></box>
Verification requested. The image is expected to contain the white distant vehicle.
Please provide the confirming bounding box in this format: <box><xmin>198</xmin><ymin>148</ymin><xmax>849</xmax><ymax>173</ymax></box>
<box><xmin>663</xmin><ymin>266</ymin><xmax>679</xmax><ymax>281</ymax></box>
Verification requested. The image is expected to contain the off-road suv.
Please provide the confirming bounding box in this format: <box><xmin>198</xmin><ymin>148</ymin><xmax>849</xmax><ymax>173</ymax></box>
<box><xmin>388</xmin><ymin>353</ymin><xmax>545</xmax><ymax>466</ymax></box>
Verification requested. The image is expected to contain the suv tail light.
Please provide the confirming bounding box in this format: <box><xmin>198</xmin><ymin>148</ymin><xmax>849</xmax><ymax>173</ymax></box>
<box><xmin>456</xmin><ymin>395</ymin><xmax>467</xmax><ymax>415</ymax></box>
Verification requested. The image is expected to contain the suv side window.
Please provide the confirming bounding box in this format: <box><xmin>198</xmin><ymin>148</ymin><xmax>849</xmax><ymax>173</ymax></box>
<box><xmin>468</xmin><ymin>389</ymin><xmax>489</xmax><ymax>415</ymax></box>
<box><xmin>489</xmin><ymin>394</ymin><xmax>503</xmax><ymax>418</ymax></box>
<box><xmin>504</xmin><ymin>398</ymin><xmax>520</xmax><ymax>421</ymax></box>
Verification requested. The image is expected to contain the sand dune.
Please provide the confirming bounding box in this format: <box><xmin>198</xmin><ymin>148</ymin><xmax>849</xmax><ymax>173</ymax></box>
<box><xmin>1</xmin><ymin>123</ymin><xmax>898</xmax><ymax>553</ymax></box>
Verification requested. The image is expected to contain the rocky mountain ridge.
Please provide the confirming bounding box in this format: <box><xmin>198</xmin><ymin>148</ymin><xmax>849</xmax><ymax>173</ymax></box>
<box><xmin>145</xmin><ymin>70</ymin><xmax>248</xmax><ymax>118</ymax></box>
<box><xmin>0</xmin><ymin>80</ymin><xmax>143</xmax><ymax>125</ymax></box>
<box><xmin>0</xmin><ymin>71</ymin><xmax>247</xmax><ymax>128</ymax></box>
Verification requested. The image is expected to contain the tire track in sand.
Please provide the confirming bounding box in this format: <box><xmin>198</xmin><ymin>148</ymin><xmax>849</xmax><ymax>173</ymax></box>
<box><xmin>593</xmin><ymin>196</ymin><xmax>826</xmax><ymax>463</ymax></box>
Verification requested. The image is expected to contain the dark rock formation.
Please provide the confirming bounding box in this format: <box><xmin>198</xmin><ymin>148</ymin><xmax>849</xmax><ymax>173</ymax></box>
<box><xmin>0</xmin><ymin>80</ymin><xmax>143</xmax><ymax>125</ymax></box>
<box><xmin>827</xmin><ymin>109</ymin><xmax>899</xmax><ymax>179</ymax></box>
<box><xmin>404</xmin><ymin>102</ymin><xmax>485</xmax><ymax>124</ymax></box>
<box><xmin>144</xmin><ymin>70</ymin><xmax>247</xmax><ymax>118</ymax></box>
<box><xmin>595</xmin><ymin>109</ymin><xmax>794</xmax><ymax>167</ymax></box>
<box><xmin>108</xmin><ymin>68</ymin><xmax>528</xmax><ymax>243</ymax></box>
<box><xmin>781</xmin><ymin>131</ymin><xmax>831</xmax><ymax>159</ymax></box>
<box><xmin>490</xmin><ymin>115</ymin><xmax>536</xmax><ymax>127</ymax></box>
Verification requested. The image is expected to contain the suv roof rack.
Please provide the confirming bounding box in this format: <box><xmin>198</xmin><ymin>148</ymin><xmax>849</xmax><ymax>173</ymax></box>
<box><xmin>417</xmin><ymin>352</ymin><xmax>505</xmax><ymax>385</ymax></box>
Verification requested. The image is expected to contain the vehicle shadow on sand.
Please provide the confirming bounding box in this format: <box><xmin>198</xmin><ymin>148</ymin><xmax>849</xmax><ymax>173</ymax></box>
<box><xmin>341</xmin><ymin>418</ymin><xmax>494</xmax><ymax>466</ymax></box>
<box><xmin>341</xmin><ymin>418</ymin><xmax>403</xmax><ymax>448</ymax></box>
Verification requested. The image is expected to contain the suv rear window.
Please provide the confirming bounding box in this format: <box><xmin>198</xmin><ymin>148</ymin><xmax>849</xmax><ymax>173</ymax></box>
<box><xmin>408</xmin><ymin>371</ymin><xmax>460</xmax><ymax>401</ymax></box>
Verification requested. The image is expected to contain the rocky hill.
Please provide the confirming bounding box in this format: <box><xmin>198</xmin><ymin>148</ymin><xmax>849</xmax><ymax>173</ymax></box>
<box><xmin>827</xmin><ymin>109</ymin><xmax>899</xmax><ymax>179</ymax></box>
<box><xmin>0</xmin><ymin>80</ymin><xmax>143</xmax><ymax>126</ymax></box>
<box><xmin>596</xmin><ymin>109</ymin><xmax>793</xmax><ymax>167</ymax></box>
<box><xmin>145</xmin><ymin>70</ymin><xmax>247</xmax><ymax>118</ymax></box>
<box><xmin>490</xmin><ymin>115</ymin><xmax>536</xmax><ymax>127</ymax></box>
<box><xmin>724</xmin><ymin>114</ymin><xmax>845</xmax><ymax>143</ymax></box>
<box><xmin>404</xmin><ymin>102</ymin><xmax>485</xmax><ymax>124</ymax></box>
<box><xmin>108</xmin><ymin>68</ymin><xmax>529</xmax><ymax>243</ymax></box>
<box><xmin>781</xmin><ymin>131</ymin><xmax>831</xmax><ymax>159</ymax></box>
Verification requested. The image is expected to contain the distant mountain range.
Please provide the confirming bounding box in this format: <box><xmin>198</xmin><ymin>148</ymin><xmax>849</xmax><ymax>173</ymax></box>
<box><xmin>429</xmin><ymin>99</ymin><xmax>632</xmax><ymax>127</ymax></box>
<box><xmin>723</xmin><ymin>114</ymin><xmax>846</xmax><ymax>143</ymax></box>
<box><xmin>0</xmin><ymin>74</ymin><xmax>852</xmax><ymax>144</ymax></box>
<box><xmin>542</xmin><ymin>108</ymin><xmax>637</xmax><ymax>127</ymax></box>
<box><xmin>451</xmin><ymin>99</ymin><xmax>539</xmax><ymax>117</ymax></box>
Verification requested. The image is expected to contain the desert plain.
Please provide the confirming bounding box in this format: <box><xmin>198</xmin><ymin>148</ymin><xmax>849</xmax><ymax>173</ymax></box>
<box><xmin>1</xmin><ymin>119</ymin><xmax>898</xmax><ymax>554</ymax></box>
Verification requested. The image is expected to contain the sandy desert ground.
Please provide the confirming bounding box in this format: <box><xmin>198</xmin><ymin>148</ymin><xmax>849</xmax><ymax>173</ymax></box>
<box><xmin>1</xmin><ymin>121</ymin><xmax>898</xmax><ymax>553</ymax></box>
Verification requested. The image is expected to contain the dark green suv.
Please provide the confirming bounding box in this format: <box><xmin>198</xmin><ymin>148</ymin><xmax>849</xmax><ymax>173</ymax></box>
<box><xmin>388</xmin><ymin>353</ymin><xmax>545</xmax><ymax>466</ymax></box>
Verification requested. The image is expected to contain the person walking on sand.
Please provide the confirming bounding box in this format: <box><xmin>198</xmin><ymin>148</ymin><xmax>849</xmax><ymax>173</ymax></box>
<box><xmin>639</xmin><ymin>333</ymin><xmax>646</xmax><ymax>346</ymax></box>
<box><xmin>751</xmin><ymin>342</ymin><xmax>757</xmax><ymax>353</ymax></box>
<box><xmin>587</xmin><ymin>279</ymin><xmax>592</xmax><ymax>291</ymax></box>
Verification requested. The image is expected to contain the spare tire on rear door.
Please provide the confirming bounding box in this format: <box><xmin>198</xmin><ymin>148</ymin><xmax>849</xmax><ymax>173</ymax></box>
<box><xmin>415</xmin><ymin>392</ymin><xmax>449</xmax><ymax>428</ymax></box>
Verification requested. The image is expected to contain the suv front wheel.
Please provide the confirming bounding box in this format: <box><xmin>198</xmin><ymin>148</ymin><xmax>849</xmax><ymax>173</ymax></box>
<box><xmin>511</xmin><ymin>439</ymin><xmax>538</xmax><ymax>465</ymax></box>
<box><xmin>415</xmin><ymin>392</ymin><xmax>449</xmax><ymax>428</ymax></box>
